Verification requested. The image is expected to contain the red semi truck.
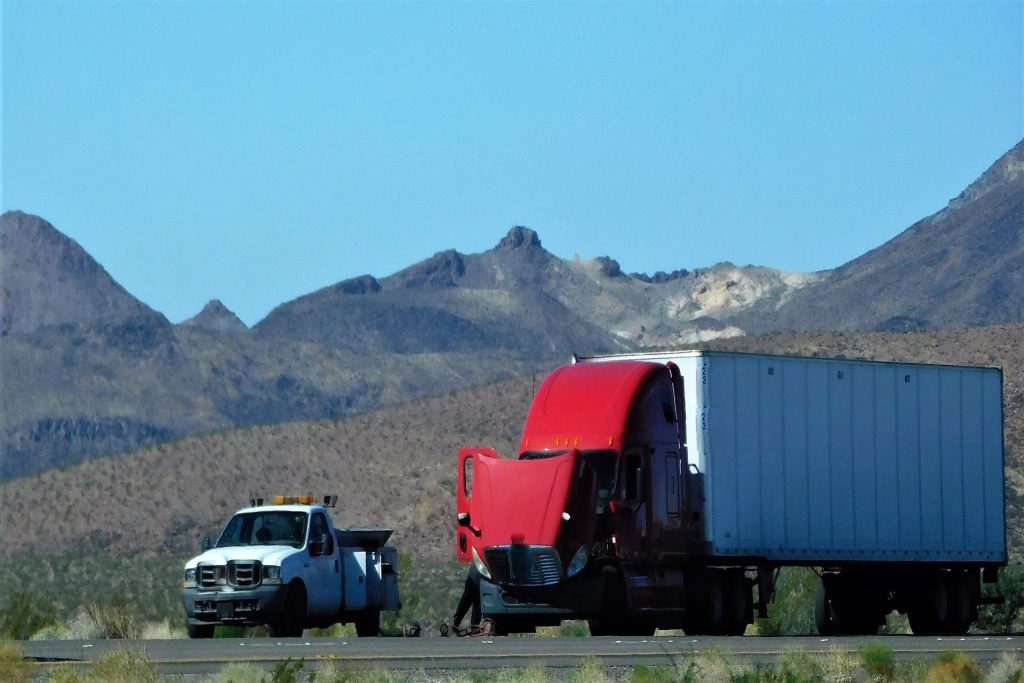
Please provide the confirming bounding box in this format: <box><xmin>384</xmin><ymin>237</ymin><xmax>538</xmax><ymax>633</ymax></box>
<box><xmin>456</xmin><ymin>351</ymin><xmax>1006</xmax><ymax>635</ymax></box>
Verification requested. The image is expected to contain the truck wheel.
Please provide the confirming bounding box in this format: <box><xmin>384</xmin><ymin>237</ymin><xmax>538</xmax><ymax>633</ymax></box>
<box><xmin>706</xmin><ymin>571</ymin><xmax>728</xmax><ymax>635</ymax></box>
<box><xmin>187</xmin><ymin>623</ymin><xmax>215</xmax><ymax>639</ymax></box>
<box><xmin>815</xmin><ymin>576</ymin><xmax>836</xmax><ymax>636</ymax></box>
<box><xmin>721</xmin><ymin>571</ymin><xmax>751</xmax><ymax>636</ymax></box>
<box><xmin>908</xmin><ymin>574</ymin><xmax>948</xmax><ymax>636</ymax></box>
<box><xmin>269</xmin><ymin>584</ymin><xmax>306</xmax><ymax>638</ymax></box>
<box><xmin>944</xmin><ymin>572</ymin><xmax>972</xmax><ymax>635</ymax></box>
<box><xmin>355</xmin><ymin>610</ymin><xmax>380</xmax><ymax>637</ymax></box>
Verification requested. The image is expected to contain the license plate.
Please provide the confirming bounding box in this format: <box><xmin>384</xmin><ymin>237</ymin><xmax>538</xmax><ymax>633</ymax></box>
<box><xmin>217</xmin><ymin>602</ymin><xmax>234</xmax><ymax>619</ymax></box>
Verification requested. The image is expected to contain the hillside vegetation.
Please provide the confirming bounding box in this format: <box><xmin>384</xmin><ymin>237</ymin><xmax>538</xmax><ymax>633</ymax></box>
<box><xmin>2</xmin><ymin>323</ymin><xmax>1023</xmax><ymax>564</ymax></box>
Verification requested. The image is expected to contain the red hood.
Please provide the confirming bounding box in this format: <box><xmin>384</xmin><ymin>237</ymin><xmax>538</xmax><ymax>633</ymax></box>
<box><xmin>472</xmin><ymin>452</ymin><xmax>578</xmax><ymax>549</ymax></box>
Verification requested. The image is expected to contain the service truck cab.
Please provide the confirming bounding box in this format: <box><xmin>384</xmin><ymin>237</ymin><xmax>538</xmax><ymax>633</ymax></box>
<box><xmin>182</xmin><ymin>495</ymin><xmax>400</xmax><ymax>638</ymax></box>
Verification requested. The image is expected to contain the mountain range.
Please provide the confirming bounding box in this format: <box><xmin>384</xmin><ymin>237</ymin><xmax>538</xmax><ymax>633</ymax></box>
<box><xmin>0</xmin><ymin>139</ymin><xmax>1021</xmax><ymax>478</ymax></box>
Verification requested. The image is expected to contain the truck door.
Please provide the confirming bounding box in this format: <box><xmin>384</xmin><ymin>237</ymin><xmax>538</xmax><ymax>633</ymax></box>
<box><xmin>306</xmin><ymin>512</ymin><xmax>342</xmax><ymax>618</ymax></box>
<box><xmin>616</xmin><ymin>446</ymin><xmax>649</xmax><ymax>561</ymax></box>
<box><xmin>456</xmin><ymin>447</ymin><xmax>498</xmax><ymax>562</ymax></box>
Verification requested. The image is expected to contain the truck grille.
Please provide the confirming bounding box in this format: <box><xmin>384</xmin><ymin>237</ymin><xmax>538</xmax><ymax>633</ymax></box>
<box><xmin>228</xmin><ymin>560</ymin><xmax>261</xmax><ymax>587</ymax></box>
<box><xmin>198</xmin><ymin>561</ymin><xmax>262</xmax><ymax>588</ymax></box>
<box><xmin>485</xmin><ymin>545</ymin><xmax>562</xmax><ymax>586</ymax></box>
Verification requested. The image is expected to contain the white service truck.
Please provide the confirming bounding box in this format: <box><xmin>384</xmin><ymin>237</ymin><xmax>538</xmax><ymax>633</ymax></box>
<box><xmin>181</xmin><ymin>495</ymin><xmax>400</xmax><ymax>638</ymax></box>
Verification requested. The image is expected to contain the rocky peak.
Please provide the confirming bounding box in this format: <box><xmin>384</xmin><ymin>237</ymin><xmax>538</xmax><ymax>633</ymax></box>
<box><xmin>945</xmin><ymin>138</ymin><xmax>1024</xmax><ymax>213</ymax></box>
<box><xmin>0</xmin><ymin>210</ymin><xmax>159</xmax><ymax>336</ymax></box>
<box><xmin>593</xmin><ymin>256</ymin><xmax>622</xmax><ymax>278</ymax></box>
<box><xmin>390</xmin><ymin>249</ymin><xmax>465</xmax><ymax>289</ymax></box>
<box><xmin>496</xmin><ymin>226</ymin><xmax>541</xmax><ymax>250</ymax></box>
<box><xmin>180</xmin><ymin>299</ymin><xmax>248</xmax><ymax>332</ymax></box>
<box><xmin>333</xmin><ymin>274</ymin><xmax>381</xmax><ymax>296</ymax></box>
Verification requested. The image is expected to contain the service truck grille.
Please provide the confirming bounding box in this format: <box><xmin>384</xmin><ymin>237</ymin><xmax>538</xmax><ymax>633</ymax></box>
<box><xmin>228</xmin><ymin>560</ymin><xmax>261</xmax><ymax>587</ymax></box>
<box><xmin>485</xmin><ymin>545</ymin><xmax>562</xmax><ymax>586</ymax></box>
<box><xmin>198</xmin><ymin>561</ymin><xmax>262</xmax><ymax>588</ymax></box>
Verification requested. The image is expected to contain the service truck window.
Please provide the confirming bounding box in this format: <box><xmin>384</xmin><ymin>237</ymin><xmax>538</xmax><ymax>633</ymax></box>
<box><xmin>217</xmin><ymin>511</ymin><xmax>309</xmax><ymax>549</ymax></box>
<box><xmin>310</xmin><ymin>513</ymin><xmax>334</xmax><ymax>554</ymax></box>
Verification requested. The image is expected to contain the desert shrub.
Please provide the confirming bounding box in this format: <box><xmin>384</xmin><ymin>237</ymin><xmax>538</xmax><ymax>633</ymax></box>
<box><xmin>861</xmin><ymin>643</ymin><xmax>896</xmax><ymax>682</ymax></box>
<box><xmin>754</xmin><ymin>568</ymin><xmax>818</xmax><ymax>636</ymax></box>
<box><xmin>924</xmin><ymin>651</ymin><xmax>983</xmax><ymax>683</ymax></box>
<box><xmin>214</xmin><ymin>625</ymin><xmax>246</xmax><ymax>638</ymax></box>
<box><xmin>205</xmin><ymin>662</ymin><xmax>272</xmax><ymax>683</ymax></box>
<box><xmin>820</xmin><ymin>647</ymin><xmax>861</xmax><ymax>683</ymax></box>
<box><xmin>776</xmin><ymin>647</ymin><xmax>823</xmax><ymax>682</ymax></box>
<box><xmin>985</xmin><ymin>652</ymin><xmax>1024</xmax><ymax>683</ymax></box>
<box><xmin>85</xmin><ymin>598</ymin><xmax>138</xmax><ymax>639</ymax></box>
<box><xmin>0</xmin><ymin>641</ymin><xmax>34</xmax><ymax>683</ymax></box>
<box><xmin>569</xmin><ymin>656</ymin><xmax>610</xmax><ymax>683</ymax></box>
<box><xmin>537</xmin><ymin>620</ymin><xmax>589</xmax><ymax>637</ymax></box>
<box><xmin>977</xmin><ymin>565</ymin><xmax>1024</xmax><ymax>633</ymax></box>
<box><xmin>629</xmin><ymin>664</ymin><xmax>674</xmax><ymax>683</ymax></box>
<box><xmin>31</xmin><ymin>609</ymin><xmax>101</xmax><ymax>641</ymax></box>
<box><xmin>0</xmin><ymin>591</ymin><xmax>55</xmax><ymax>639</ymax></box>
<box><xmin>87</xmin><ymin>647</ymin><xmax>160</xmax><ymax>683</ymax></box>
<box><xmin>269</xmin><ymin>658</ymin><xmax>305</xmax><ymax>683</ymax></box>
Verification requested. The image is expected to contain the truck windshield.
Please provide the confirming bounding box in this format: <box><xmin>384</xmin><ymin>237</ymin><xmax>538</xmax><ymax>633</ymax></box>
<box><xmin>520</xmin><ymin>449</ymin><xmax>619</xmax><ymax>503</ymax></box>
<box><xmin>217</xmin><ymin>511</ymin><xmax>309</xmax><ymax>549</ymax></box>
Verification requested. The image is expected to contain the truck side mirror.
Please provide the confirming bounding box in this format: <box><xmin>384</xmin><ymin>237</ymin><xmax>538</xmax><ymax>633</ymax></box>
<box><xmin>457</xmin><ymin>512</ymin><xmax>471</xmax><ymax>527</ymax></box>
<box><xmin>202</xmin><ymin>536</ymin><xmax>212</xmax><ymax>551</ymax></box>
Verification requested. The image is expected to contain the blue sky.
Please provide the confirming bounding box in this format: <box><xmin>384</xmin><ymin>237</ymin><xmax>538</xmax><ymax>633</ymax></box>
<box><xmin>3</xmin><ymin>1</ymin><xmax>1022</xmax><ymax>326</ymax></box>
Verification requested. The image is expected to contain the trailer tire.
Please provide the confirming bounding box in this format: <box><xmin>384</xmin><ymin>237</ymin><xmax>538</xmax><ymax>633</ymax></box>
<box><xmin>269</xmin><ymin>584</ymin><xmax>306</xmax><ymax>638</ymax></box>
<box><xmin>815</xmin><ymin>576</ymin><xmax>836</xmax><ymax>636</ymax></box>
<box><xmin>945</xmin><ymin>572</ymin><xmax>972</xmax><ymax>635</ymax></box>
<box><xmin>187</xmin><ymin>623</ymin><xmax>214</xmax><ymax>639</ymax></box>
<box><xmin>722</xmin><ymin>570</ymin><xmax>752</xmax><ymax>636</ymax></box>
<box><xmin>355</xmin><ymin>609</ymin><xmax>380</xmax><ymax>637</ymax></box>
<box><xmin>908</xmin><ymin>574</ymin><xmax>949</xmax><ymax>636</ymax></box>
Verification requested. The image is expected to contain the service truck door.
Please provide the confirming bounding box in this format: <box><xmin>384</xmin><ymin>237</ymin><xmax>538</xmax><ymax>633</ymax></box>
<box><xmin>305</xmin><ymin>512</ymin><xmax>343</xmax><ymax>617</ymax></box>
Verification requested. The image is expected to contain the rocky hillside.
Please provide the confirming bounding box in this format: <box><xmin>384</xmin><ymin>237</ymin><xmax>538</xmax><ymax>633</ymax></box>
<box><xmin>1</xmin><ymin>139</ymin><xmax>1021</xmax><ymax>478</ymax></box>
<box><xmin>754</xmin><ymin>140</ymin><xmax>1024</xmax><ymax>332</ymax></box>
<box><xmin>1</xmin><ymin>323</ymin><xmax>1021</xmax><ymax>563</ymax></box>
<box><xmin>0</xmin><ymin>211</ymin><xmax>163</xmax><ymax>336</ymax></box>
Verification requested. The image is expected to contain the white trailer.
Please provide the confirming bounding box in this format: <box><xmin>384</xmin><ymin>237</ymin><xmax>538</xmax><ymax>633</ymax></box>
<box><xmin>581</xmin><ymin>350</ymin><xmax>1006</xmax><ymax>634</ymax></box>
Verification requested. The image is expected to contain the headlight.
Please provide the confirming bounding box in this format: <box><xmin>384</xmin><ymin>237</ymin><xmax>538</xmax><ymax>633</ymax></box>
<box><xmin>183</xmin><ymin>568</ymin><xmax>196</xmax><ymax>588</ymax></box>
<box><xmin>566</xmin><ymin>545</ymin><xmax>588</xmax><ymax>578</ymax></box>
<box><xmin>263</xmin><ymin>565</ymin><xmax>283</xmax><ymax>585</ymax></box>
<box><xmin>471</xmin><ymin>546</ymin><xmax>491</xmax><ymax>580</ymax></box>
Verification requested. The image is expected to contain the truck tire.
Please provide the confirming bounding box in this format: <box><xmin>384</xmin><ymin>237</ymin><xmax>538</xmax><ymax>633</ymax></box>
<box><xmin>588</xmin><ymin>570</ymin><xmax>627</xmax><ymax>636</ymax></box>
<box><xmin>815</xmin><ymin>576</ymin><xmax>836</xmax><ymax>636</ymax></box>
<box><xmin>355</xmin><ymin>610</ymin><xmax>380</xmax><ymax>637</ymax></box>
<box><xmin>908</xmin><ymin>574</ymin><xmax>949</xmax><ymax>636</ymax></box>
<box><xmin>187</xmin><ymin>623</ymin><xmax>215</xmax><ymax>639</ymax></box>
<box><xmin>721</xmin><ymin>570</ymin><xmax>751</xmax><ymax>636</ymax></box>
<box><xmin>269</xmin><ymin>584</ymin><xmax>306</xmax><ymax>638</ymax></box>
<box><xmin>945</xmin><ymin>572</ymin><xmax>972</xmax><ymax>635</ymax></box>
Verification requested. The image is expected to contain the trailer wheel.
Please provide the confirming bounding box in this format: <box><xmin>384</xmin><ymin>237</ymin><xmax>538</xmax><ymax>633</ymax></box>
<box><xmin>944</xmin><ymin>572</ymin><xmax>972</xmax><ymax>635</ymax></box>
<box><xmin>908</xmin><ymin>574</ymin><xmax>949</xmax><ymax>636</ymax></box>
<box><xmin>815</xmin><ymin>576</ymin><xmax>836</xmax><ymax>636</ymax></box>
<box><xmin>187</xmin><ymin>623</ymin><xmax>214</xmax><ymax>639</ymax></box>
<box><xmin>269</xmin><ymin>584</ymin><xmax>306</xmax><ymax>638</ymax></box>
<box><xmin>355</xmin><ymin>609</ymin><xmax>380</xmax><ymax>637</ymax></box>
<box><xmin>722</xmin><ymin>570</ymin><xmax>752</xmax><ymax>636</ymax></box>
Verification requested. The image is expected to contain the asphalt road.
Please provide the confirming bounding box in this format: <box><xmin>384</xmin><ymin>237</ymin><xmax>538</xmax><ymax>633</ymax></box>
<box><xmin>19</xmin><ymin>634</ymin><xmax>1024</xmax><ymax>675</ymax></box>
